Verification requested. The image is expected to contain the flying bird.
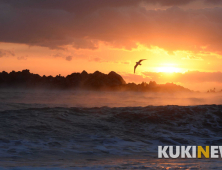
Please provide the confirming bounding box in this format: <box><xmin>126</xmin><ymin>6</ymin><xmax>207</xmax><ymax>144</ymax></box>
<box><xmin>134</xmin><ymin>59</ymin><xmax>146</xmax><ymax>73</ymax></box>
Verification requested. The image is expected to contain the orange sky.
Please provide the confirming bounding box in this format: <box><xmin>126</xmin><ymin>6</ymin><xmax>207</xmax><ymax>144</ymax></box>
<box><xmin>1</xmin><ymin>0</ymin><xmax>222</xmax><ymax>91</ymax></box>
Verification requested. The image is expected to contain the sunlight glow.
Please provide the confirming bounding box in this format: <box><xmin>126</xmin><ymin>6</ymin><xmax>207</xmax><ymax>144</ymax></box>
<box><xmin>156</xmin><ymin>66</ymin><xmax>181</xmax><ymax>73</ymax></box>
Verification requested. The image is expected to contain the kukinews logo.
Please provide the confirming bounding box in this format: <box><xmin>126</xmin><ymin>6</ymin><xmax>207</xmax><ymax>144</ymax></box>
<box><xmin>158</xmin><ymin>146</ymin><xmax>222</xmax><ymax>158</ymax></box>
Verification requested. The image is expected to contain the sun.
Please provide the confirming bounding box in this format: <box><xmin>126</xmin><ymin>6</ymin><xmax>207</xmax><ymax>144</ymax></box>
<box><xmin>156</xmin><ymin>66</ymin><xmax>181</xmax><ymax>73</ymax></box>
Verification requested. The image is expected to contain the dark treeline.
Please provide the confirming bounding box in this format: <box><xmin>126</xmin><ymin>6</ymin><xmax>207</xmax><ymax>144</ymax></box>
<box><xmin>0</xmin><ymin>69</ymin><xmax>192</xmax><ymax>92</ymax></box>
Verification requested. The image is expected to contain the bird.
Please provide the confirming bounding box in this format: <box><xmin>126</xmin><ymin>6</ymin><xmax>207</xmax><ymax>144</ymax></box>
<box><xmin>134</xmin><ymin>59</ymin><xmax>146</xmax><ymax>73</ymax></box>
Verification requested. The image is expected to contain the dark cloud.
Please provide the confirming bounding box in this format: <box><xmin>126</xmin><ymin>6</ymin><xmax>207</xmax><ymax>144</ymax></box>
<box><xmin>1</xmin><ymin>0</ymin><xmax>222</xmax><ymax>53</ymax></box>
<box><xmin>72</xmin><ymin>39</ymin><xmax>99</xmax><ymax>50</ymax></box>
<box><xmin>149</xmin><ymin>0</ymin><xmax>194</xmax><ymax>6</ymax></box>
<box><xmin>17</xmin><ymin>56</ymin><xmax>27</xmax><ymax>60</ymax></box>
<box><xmin>0</xmin><ymin>0</ymin><xmax>195</xmax><ymax>13</ymax></box>
<box><xmin>65</xmin><ymin>56</ymin><xmax>72</xmax><ymax>61</ymax></box>
<box><xmin>53</xmin><ymin>53</ymin><xmax>63</xmax><ymax>58</ymax></box>
<box><xmin>0</xmin><ymin>49</ymin><xmax>14</xmax><ymax>57</ymax></box>
<box><xmin>204</xmin><ymin>0</ymin><xmax>222</xmax><ymax>4</ymax></box>
<box><xmin>53</xmin><ymin>53</ymin><xmax>73</xmax><ymax>61</ymax></box>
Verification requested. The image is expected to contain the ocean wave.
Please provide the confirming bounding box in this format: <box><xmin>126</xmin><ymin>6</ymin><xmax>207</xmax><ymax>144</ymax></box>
<box><xmin>0</xmin><ymin>105</ymin><xmax>222</xmax><ymax>161</ymax></box>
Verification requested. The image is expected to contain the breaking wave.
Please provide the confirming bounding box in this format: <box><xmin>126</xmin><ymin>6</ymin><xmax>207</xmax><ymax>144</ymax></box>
<box><xmin>1</xmin><ymin>105</ymin><xmax>222</xmax><ymax>160</ymax></box>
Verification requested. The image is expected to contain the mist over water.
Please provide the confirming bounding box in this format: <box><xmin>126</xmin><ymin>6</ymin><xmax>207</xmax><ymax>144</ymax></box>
<box><xmin>0</xmin><ymin>89</ymin><xmax>222</xmax><ymax>110</ymax></box>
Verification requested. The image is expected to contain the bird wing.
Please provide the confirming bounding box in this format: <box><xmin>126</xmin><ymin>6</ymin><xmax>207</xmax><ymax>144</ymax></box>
<box><xmin>134</xmin><ymin>63</ymin><xmax>139</xmax><ymax>73</ymax></box>
<box><xmin>139</xmin><ymin>59</ymin><xmax>146</xmax><ymax>63</ymax></box>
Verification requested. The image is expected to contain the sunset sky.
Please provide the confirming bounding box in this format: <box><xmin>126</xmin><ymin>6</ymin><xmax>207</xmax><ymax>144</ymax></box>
<box><xmin>1</xmin><ymin>0</ymin><xmax>222</xmax><ymax>91</ymax></box>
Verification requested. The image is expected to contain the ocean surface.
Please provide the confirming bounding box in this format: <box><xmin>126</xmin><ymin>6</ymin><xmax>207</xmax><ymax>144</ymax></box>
<box><xmin>1</xmin><ymin>89</ymin><xmax>222</xmax><ymax>169</ymax></box>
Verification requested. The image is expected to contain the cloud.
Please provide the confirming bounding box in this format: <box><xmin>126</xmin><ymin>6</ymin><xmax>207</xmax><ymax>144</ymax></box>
<box><xmin>91</xmin><ymin>57</ymin><xmax>102</xmax><ymax>62</ymax></box>
<box><xmin>65</xmin><ymin>56</ymin><xmax>72</xmax><ymax>61</ymax></box>
<box><xmin>53</xmin><ymin>53</ymin><xmax>62</xmax><ymax>58</ymax></box>
<box><xmin>182</xmin><ymin>55</ymin><xmax>203</xmax><ymax>60</ymax></box>
<box><xmin>121</xmin><ymin>73</ymin><xmax>152</xmax><ymax>83</ymax></box>
<box><xmin>72</xmin><ymin>39</ymin><xmax>99</xmax><ymax>50</ymax></box>
<box><xmin>88</xmin><ymin>57</ymin><xmax>131</xmax><ymax>64</ymax></box>
<box><xmin>0</xmin><ymin>0</ymin><xmax>196</xmax><ymax>12</ymax></box>
<box><xmin>121</xmin><ymin>61</ymin><xmax>130</xmax><ymax>64</ymax></box>
<box><xmin>1</xmin><ymin>1</ymin><xmax>222</xmax><ymax>54</ymax></box>
<box><xmin>122</xmin><ymin>71</ymin><xmax>222</xmax><ymax>84</ymax></box>
<box><xmin>204</xmin><ymin>0</ymin><xmax>222</xmax><ymax>4</ymax></box>
<box><xmin>118</xmin><ymin>70</ymin><xmax>222</xmax><ymax>92</ymax></box>
<box><xmin>142</xmin><ymin>71</ymin><xmax>222</xmax><ymax>83</ymax></box>
<box><xmin>121</xmin><ymin>71</ymin><xmax>222</xmax><ymax>91</ymax></box>
<box><xmin>147</xmin><ymin>0</ymin><xmax>194</xmax><ymax>6</ymax></box>
<box><xmin>53</xmin><ymin>53</ymin><xmax>73</xmax><ymax>61</ymax></box>
<box><xmin>0</xmin><ymin>49</ymin><xmax>15</xmax><ymax>57</ymax></box>
<box><xmin>17</xmin><ymin>56</ymin><xmax>27</xmax><ymax>60</ymax></box>
<box><xmin>88</xmin><ymin>57</ymin><xmax>113</xmax><ymax>63</ymax></box>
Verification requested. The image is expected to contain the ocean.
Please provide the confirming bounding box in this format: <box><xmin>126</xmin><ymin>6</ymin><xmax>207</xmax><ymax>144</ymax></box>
<box><xmin>1</xmin><ymin>89</ymin><xmax>222</xmax><ymax>169</ymax></box>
